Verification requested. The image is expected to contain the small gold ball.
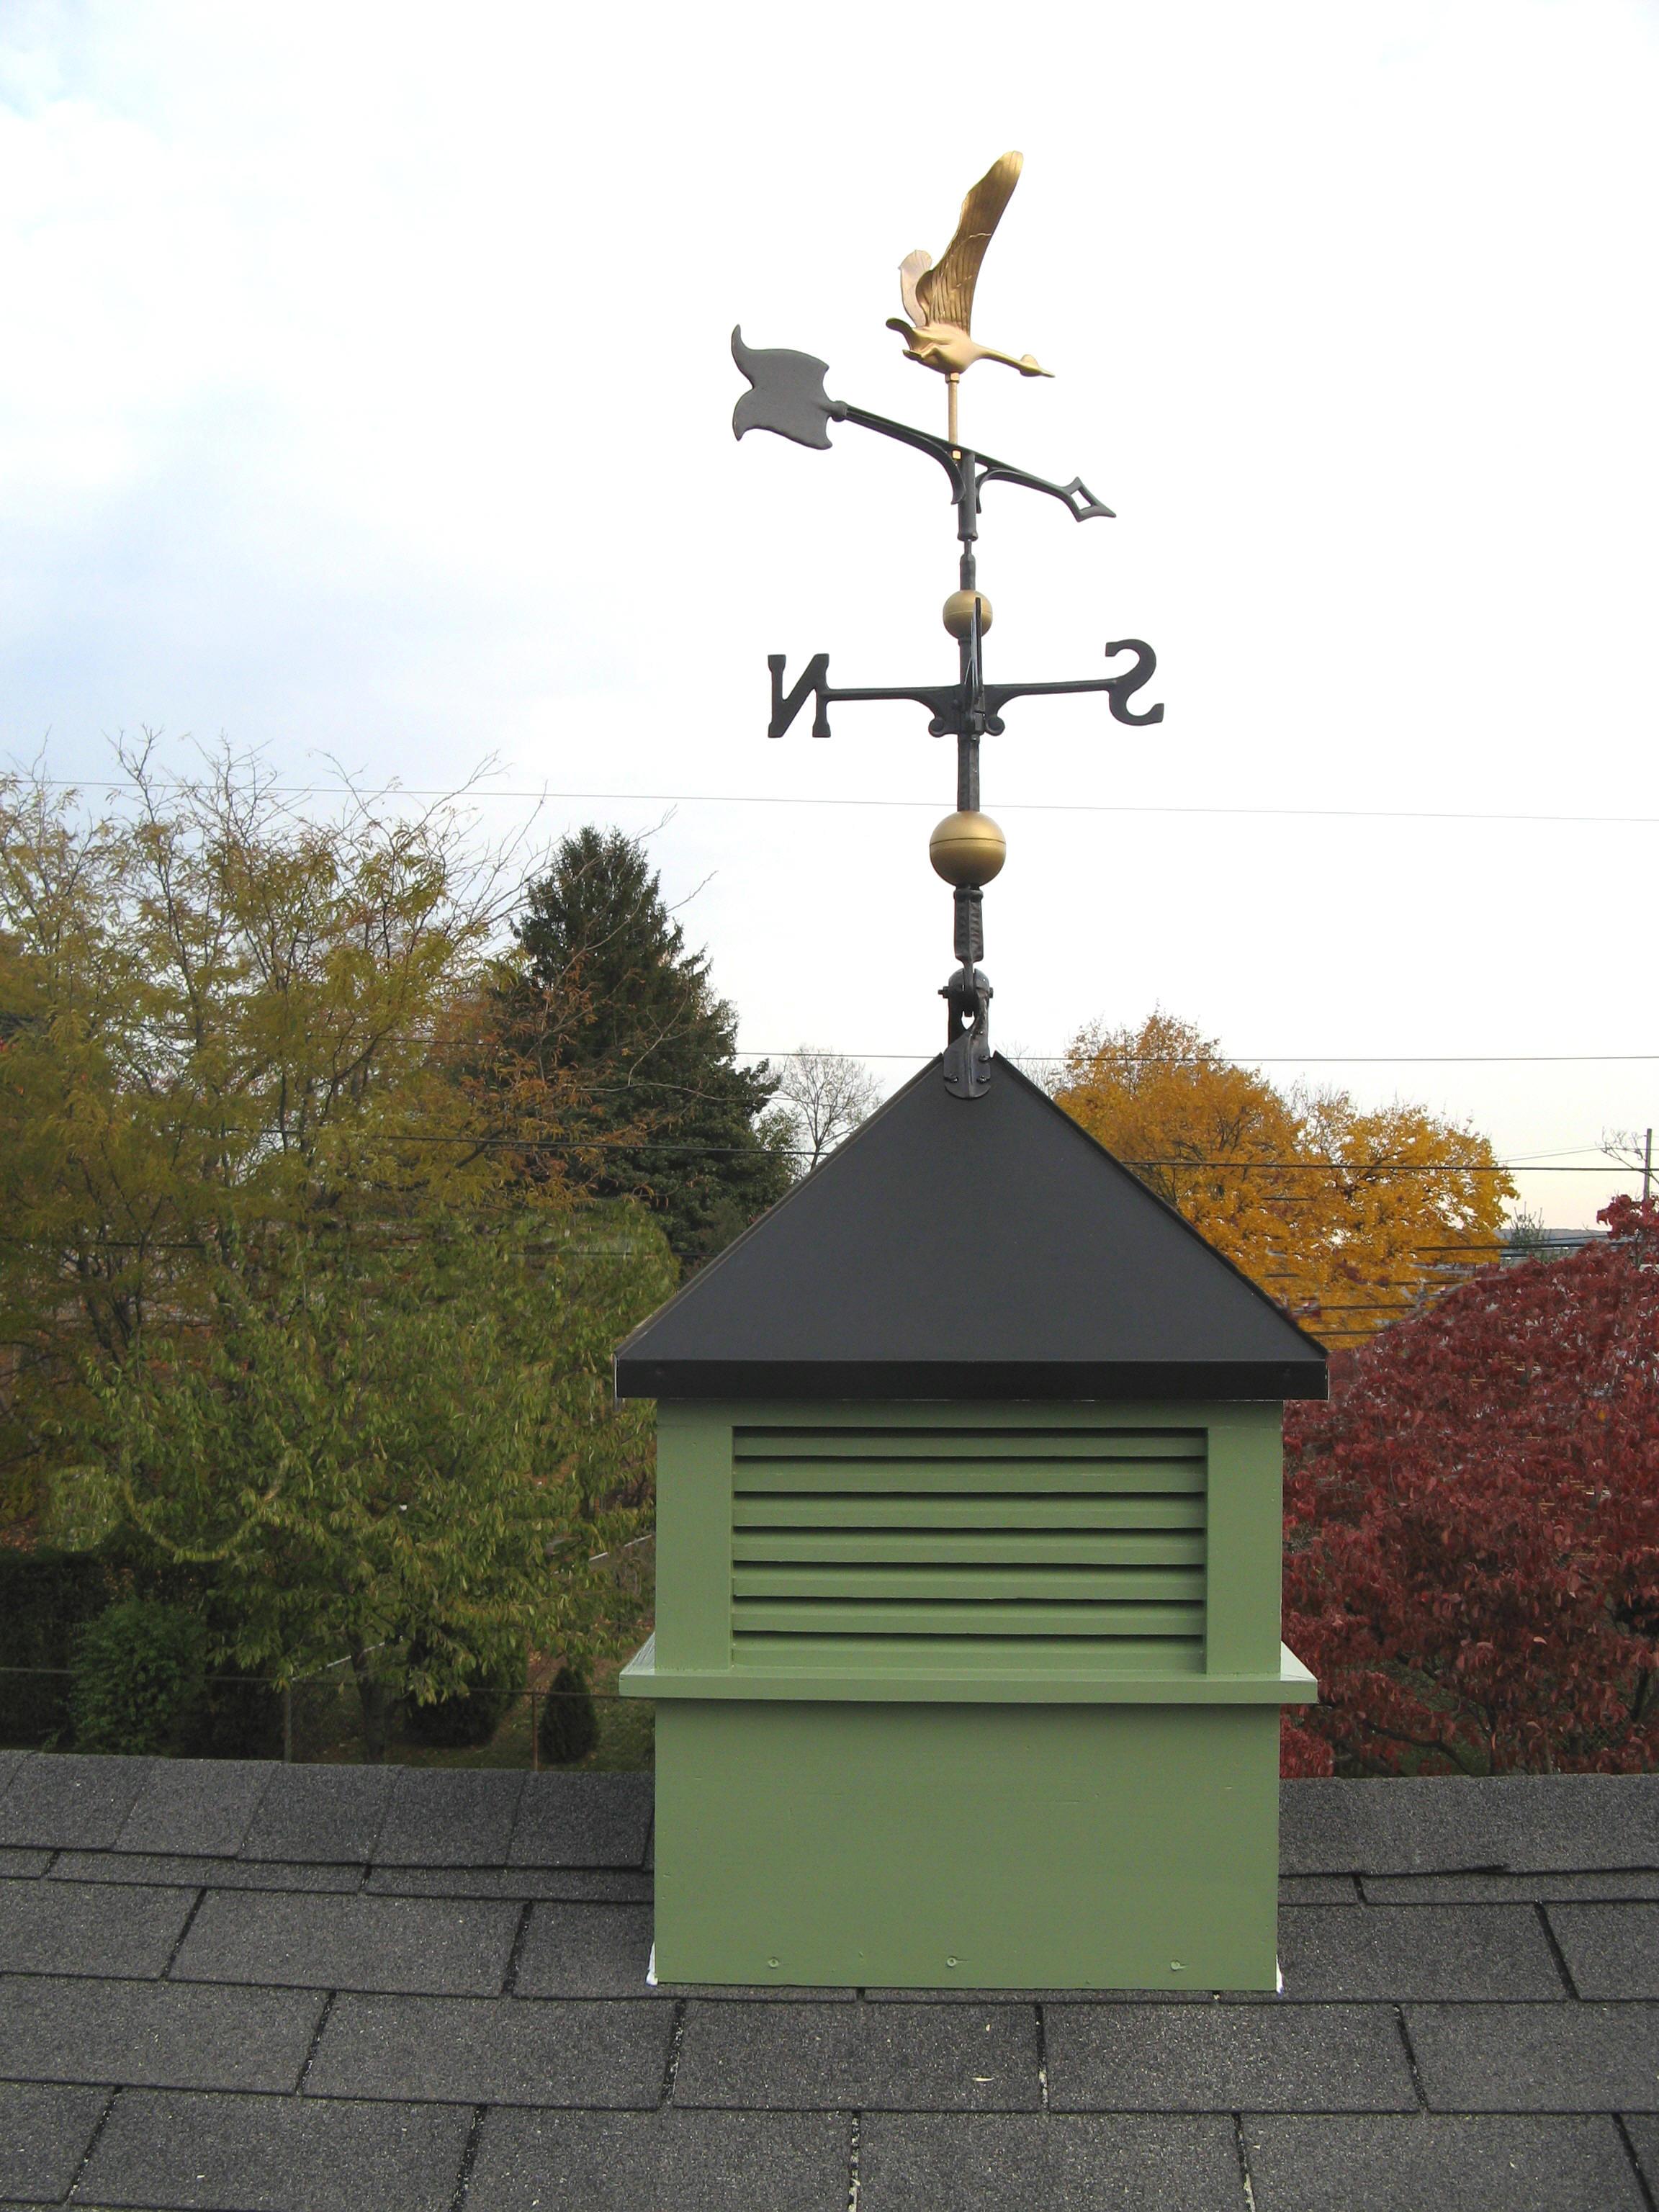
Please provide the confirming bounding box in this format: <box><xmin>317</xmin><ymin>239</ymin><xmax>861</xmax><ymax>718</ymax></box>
<box><xmin>929</xmin><ymin>810</ymin><xmax>1007</xmax><ymax>887</ymax></box>
<box><xmin>942</xmin><ymin>590</ymin><xmax>993</xmax><ymax>640</ymax></box>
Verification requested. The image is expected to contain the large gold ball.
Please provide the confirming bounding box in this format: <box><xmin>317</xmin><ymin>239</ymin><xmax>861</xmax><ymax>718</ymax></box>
<box><xmin>929</xmin><ymin>810</ymin><xmax>1007</xmax><ymax>887</ymax></box>
<box><xmin>942</xmin><ymin>590</ymin><xmax>993</xmax><ymax>639</ymax></box>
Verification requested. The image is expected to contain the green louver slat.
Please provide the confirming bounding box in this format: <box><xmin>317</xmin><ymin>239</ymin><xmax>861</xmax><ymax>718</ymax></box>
<box><xmin>734</xmin><ymin>1600</ymin><xmax>1203</xmax><ymax>1637</ymax></box>
<box><xmin>733</xmin><ymin>1495</ymin><xmax>1205</xmax><ymax>1532</ymax></box>
<box><xmin>731</xmin><ymin>1634</ymin><xmax>1207</xmax><ymax>1673</ymax></box>
<box><xmin>733</xmin><ymin>1566</ymin><xmax>1205</xmax><ymax>1604</ymax></box>
<box><xmin>732</xmin><ymin>1530</ymin><xmax>1206</xmax><ymax>1567</ymax></box>
<box><xmin>733</xmin><ymin>1459</ymin><xmax>1204</xmax><ymax>1494</ymax></box>
<box><xmin>733</xmin><ymin>1429</ymin><xmax>1204</xmax><ymax>1460</ymax></box>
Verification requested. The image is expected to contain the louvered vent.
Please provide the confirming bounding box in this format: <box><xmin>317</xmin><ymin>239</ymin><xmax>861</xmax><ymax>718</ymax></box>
<box><xmin>732</xmin><ymin>1426</ymin><xmax>1207</xmax><ymax>1672</ymax></box>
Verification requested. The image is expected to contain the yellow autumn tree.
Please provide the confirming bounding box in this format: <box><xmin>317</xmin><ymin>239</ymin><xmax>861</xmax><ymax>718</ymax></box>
<box><xmin>1053</xmin><ymin>1011</ymin><xmax>1515</xmax><ymax>1342</ymax></box>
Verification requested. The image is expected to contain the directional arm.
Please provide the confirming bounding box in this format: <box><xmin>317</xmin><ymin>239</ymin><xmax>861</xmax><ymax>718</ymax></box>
<box><xmin>732</xmin><ymin>331</ymin><xmax>1114</xmax><ymax>523</ymax></box>
<box><xmin>768</xmin><ymin>656</ymin><xmax>957</xmax><ymax>742</ymax></box>
<box><xmin>767</xmin><ymin>639</ymin><xmax>1162</xmax><ymax>742</ymax></box>
<box><xmin>987</xmin><ymin>642</ymin><xmax>1164</xmax><ymax>728</ymax></box>
<box><xmin>975</xmin><ymin>456</ymin><xmax>1115</xmax><ymax>522</ymax></box>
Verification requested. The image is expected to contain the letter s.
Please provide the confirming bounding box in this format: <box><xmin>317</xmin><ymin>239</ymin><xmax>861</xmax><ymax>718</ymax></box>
<box><xmin>1102</xmin><ymin>639</ymin><xmax>1164</xmax><ymax>727</ymax></box>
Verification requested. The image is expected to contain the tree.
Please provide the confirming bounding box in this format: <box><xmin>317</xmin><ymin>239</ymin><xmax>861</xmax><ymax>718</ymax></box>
<box><xmin>65</xmin><ymin>1210</ymin><xmax>673</xmax><ymax>1760</ymax></box>
<box><xmin>1504</xmin><ymin>1205</ymin><xmax>1560</xmax><ymax>1262</ymax></box>
<box><xmin>1053</xmin><ymin>1010</ymin><xmax>1514</xmax><ymax>1341</ymax></box>
<box><xmin>1</xmin><ymin>750</ymin><xmax>680</xmax><ymax>1755</ymax></box>
<box><xmin>493</xmin><ymin>827</ymin><xmax>791</xmax><ymax>1264</ymax></box>
<box><xmin>1281</xmin><ymin>1195</ymin><xmax>1659</xmax><ymax>1778</ymax></box>
<box><xmin>769</xmin><ymin>1048</ymin><xmax>882</xmax><ymax>1174</ymax></box>
<box><xmin>0</xmin><ymin>743</ymin><xmax>582</xmax><ymax>1526</ymax></box>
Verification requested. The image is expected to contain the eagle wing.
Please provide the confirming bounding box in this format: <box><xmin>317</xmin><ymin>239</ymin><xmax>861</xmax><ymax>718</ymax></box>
<box><xmin>898</xmin><ymin>249</ymin><xmax>931</xmax><ymax>324</ymax></box>
<box><xmin>914</xmin><ymin>151</ymin><xmax>1023</xmax><ymax>333</ymax></box>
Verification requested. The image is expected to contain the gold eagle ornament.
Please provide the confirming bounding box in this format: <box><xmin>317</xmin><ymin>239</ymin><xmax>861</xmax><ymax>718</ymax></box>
<box><xmin>886</xmin><ymin>151</ymin><xmax>1052</xmax><ymax>441</ymax></box>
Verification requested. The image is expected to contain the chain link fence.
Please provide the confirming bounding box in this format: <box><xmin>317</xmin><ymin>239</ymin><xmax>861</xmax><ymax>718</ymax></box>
<box><xmin>0</xmin><ymin>1663</ymin><xmax>655</xmax><ymax>1771</ymax></box>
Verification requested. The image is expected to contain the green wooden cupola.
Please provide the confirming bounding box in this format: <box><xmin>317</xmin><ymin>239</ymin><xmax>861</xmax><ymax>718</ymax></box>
<box><xmin>618</xmin><ymin>1055</ymin><xmax>1325</xmax><ymax>1990</ymax></box>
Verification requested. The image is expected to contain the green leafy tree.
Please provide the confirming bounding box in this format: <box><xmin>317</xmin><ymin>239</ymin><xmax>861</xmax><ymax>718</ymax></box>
<box><xmin>68</xmin><ymin>1599</ymin><xmax>210</xmax><ymax>1756</ymax></box>
<box><xmin>1</xmin><ymin>748</ymin><xmax>682</xmax><ymax>1755</ymax></box>
<box><xmin>494</xmin><ymin>827</ymin><xmax>791</xmax><ymax>1264</ymax></box>
<box><xmin>66</xmin><ymin>1210</ymin><xmax>673</xmax><ymax>1761</ymax></box>
<box><xmin>0</xmin><ymin>744</ymin><xmax>589</xmax><ymax>1526</ymax></box>
<box><xmin>538</xmin><ymin>1660</ymin><xmax>600</xmax><ymax>1766</ymax></box>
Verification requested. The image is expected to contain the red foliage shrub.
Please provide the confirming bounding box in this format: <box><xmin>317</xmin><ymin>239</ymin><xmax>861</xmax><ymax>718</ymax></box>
<box><xmin>1281</xmin><ymin>1195</ymin><xmax>1659</xmax><ymax>1777</ymax></box>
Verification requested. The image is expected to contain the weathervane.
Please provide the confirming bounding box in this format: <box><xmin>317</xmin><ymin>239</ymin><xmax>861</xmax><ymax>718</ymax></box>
<box><xmin>734</xmin><ymin>152</ymin><xmax>1162</xmax><ymax>1099</ymax></box>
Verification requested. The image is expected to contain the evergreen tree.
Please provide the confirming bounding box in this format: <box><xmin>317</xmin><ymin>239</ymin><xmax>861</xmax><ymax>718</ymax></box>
<box><xmin>500</xmin><ymin>828</ymin><xmax>790</xmax><ymax>1264</ymax></box>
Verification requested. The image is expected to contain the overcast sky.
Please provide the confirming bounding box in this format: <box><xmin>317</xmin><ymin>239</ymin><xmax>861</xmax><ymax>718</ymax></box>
<box><xmin>4</xmin><ymin>1</ymin><xmax>1656</xmax><ymax>1226</ymax></box>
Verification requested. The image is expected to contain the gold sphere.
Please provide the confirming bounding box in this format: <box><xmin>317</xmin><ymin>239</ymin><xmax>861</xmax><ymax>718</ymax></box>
<box><xmin>942</xmin><ymin>589</ymin><xmax>993</xmax><ymax>640</ymax></box>
<box><xmin>929</xmin><ymin>810</ymin><xmax>1007</xmax><ymax>887</ymax></box>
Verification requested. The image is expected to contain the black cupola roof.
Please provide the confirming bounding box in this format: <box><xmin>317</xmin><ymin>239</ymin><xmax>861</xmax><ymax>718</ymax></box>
<box><xmin>614</xmin><ymin>1056</ymin><xmax>1328</xmax><ymax>1403</ymax></box>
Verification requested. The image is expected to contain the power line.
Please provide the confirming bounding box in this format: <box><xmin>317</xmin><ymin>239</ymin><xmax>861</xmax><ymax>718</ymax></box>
<box><xmin>1125</xmin><ymin>1161</ymin><xmax>1613</xmax><ymax>1174</ymax></box>
<box><xmin>738</xmin><ymin>1049</ymin><xmax>1659</xmax><ymax>1066</ymax></box>
<box><xmin>20</xmin><ymin>775</ymin><xmax>1659</xmax><ymax>831</ymax></box>
<box><xmin>37</xmin><ymin>1121</ymin><xmax>1634</xmax><ymax>1171</ymax></box>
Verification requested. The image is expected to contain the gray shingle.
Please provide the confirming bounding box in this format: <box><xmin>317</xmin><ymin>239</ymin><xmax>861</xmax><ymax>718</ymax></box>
<box><xmin>304</xmin><ymin>1992</ymin><xmax>673</xmax><ymax>2107</ymax></box>
<box><xmin>8</xmin><ymin>1762</ymin><xmax>1659</xmax><ymax>2198</ymax></box>
<box><xmin>50</xmin><ymin>1850</ymin><xmax>364</xmax><ymax>1894</ymax></box>
<box><xmin>673</xmin><ymin>1999</ymin><xmax>1041</xmax><ymax>2111</ymax></box>
<box><xmin>0</xmin><ymin>1876</ymin><xmax>195</xmax><ymax>1977</ymax></box>
<box><xmin>114</xmin><ymin>1760</ymin><xmax>274</xmax><ymax>1857</ymax></box>
<box><xmin>0</xmin><ymin>1974</ymin><xmax>323</xmax><ymax>2092</ymax></box>
<box><xmin>1546</xmin><ymin>1904</ymin><xmax>1659</xmax><ymax>1998</ymax></box>
<box><xmin>513</xmin><ymin>1906</ymin><xmax>854</xmax><ymax>2005</ymax></box>
<box><xmin>858</xmin><ymin>2113</ymin><xmax>1247</xmax><ymax>2212</ymax></box>
<box><xmin>1244</xmin><ymin>2113</ymin><xmax>1645</xmax><ymax>2212</ymax></box>
<box><xmin>1278</xmin><ymin>1905</ymin><xmax>1565</xmax><ymax>2001</ymax></box>
<box><xmin>0</xmin><ymin>2082</ymin><xmax>109</xmax><ymax>2203</ymax></box>
<box><xmin>1624</xmin><ymin>2115</ymin><xmax>1659</xmax><ymax>2200</ymax></box>
<box><xmin>238</xmin><ymin>1766</ymin><xmax>394</xmax><ymax>1864</ymax></box>
<box><xmin>465</xmin><ymin>2108</ymin><xmax>852</xmax><ymax>2212</ymax></box>
<box><xmin>0</xmin><ymin>1758</ymin><xmax>152</xmax><ymax>1850</ymax></box>
<box><xmin>0</xmin><ymin>1751</ymin><xmax>22</xmax><ymax>1797</ymax></box>
<box><xmin>1407</xmin><ymin>2002</ymin><xmax>1659</xmax><ymax>2111</ymax></box>
<box><xmin>1364</xmin><ymin>1873</ymin><xmax>1659</xmax><ymax>1904</ymax></box>
<box><xmin>76</xmin><ymin>2087</ymin><xmax>472</xmax><ymax>2212</ymax></box>
<box><xmin>172</xmin><ymin>1888</ymin><xmax>521</xmax><ymax>1995</ymax></box>
<box><xmin>1045</xmin><ymin>2002</ymin><xmax>1418</xmax><ymax>2112</ymax></box>
<box><xmin>509</xmin><ymin>1773</ymin><xmax>653</xmax><ymax>1869</ymax></box>
<box><xmin>363</xmin><ymin>1865</ymin><xmax>652</xmax><ymax>1903</ymax></box>
<box><xmin>511</xmin><ymin>1903</ymin><xmax>657</xmax><ymax>1997</ymax></box>
<box><xmin>1282</xmin><ymin>1777</ymin><xmax>1659</xmax><ymax>1876</ymax></box>
<box><xmin>372</xmin><ymin>1769</ymin><xmax>525</xmax><ymax>1868</ymax></box>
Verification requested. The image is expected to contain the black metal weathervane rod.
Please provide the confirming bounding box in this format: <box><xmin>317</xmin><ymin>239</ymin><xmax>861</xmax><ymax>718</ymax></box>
<box><xmin>732</xmin><ymin>154</ymin><xmax>1163</xmax><ymax>1100</ymax></box>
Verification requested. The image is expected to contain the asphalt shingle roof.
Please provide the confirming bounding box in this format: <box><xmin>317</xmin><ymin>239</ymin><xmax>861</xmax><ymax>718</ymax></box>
<box><xmin>0</xmin><ymin>1753</ymin><xmax>1655</xmax><ymax>2209</ymax></box>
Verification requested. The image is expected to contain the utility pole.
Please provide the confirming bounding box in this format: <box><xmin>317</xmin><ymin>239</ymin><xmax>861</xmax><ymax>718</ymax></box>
<box><xmin>1644</xmin><ymin>1126</ymin><xmax>1653</xmax><ymax>1206</ymax></box>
